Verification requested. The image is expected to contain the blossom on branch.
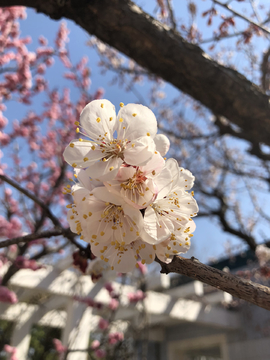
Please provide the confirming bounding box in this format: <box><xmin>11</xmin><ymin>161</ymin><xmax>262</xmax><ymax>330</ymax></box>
<box><xmin>64</xmin><ymin>100</ymin><xmax>198</xmax><ymax>273</ymax></box>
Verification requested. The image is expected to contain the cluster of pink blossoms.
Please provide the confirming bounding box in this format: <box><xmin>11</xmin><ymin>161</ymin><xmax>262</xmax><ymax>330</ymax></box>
<box><xmin>63</xmin><ymin>99</ymin><xmax>199</xmax><ymax>273</ymax></box>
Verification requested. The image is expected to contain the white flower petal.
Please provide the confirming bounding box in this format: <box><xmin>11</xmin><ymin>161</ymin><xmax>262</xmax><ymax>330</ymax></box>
<box><xmin>154</xmin><ymin>134</ymin><xmax>170</xmax><ymax>156</ymax></box>
<box><xmin>85</xmin><ymin>157</ymin><xmax>123</xmax><ymax>182</ymax></box>
<box><xmin>63</xmin><ymin>140</ymin><xmax>103</xmax><ymax>168</ymax></box>
<box><xmin>117</xmin><ymin>103</ymin><xmax>157</xmax><ymax>141</ymax></box>
<box><xmin>178</xmin><ymin>168</ymin><xmax>195</xmax><ymax>190</ymax></box>
<box><xmin>93</xmin><ymin>186</ymin><xmax>122</xmax><ymax>205</ymax></box>
<box><xmin>140</xmin><ymin>152</ymin><xmax>165</xmax><ymax>177</ymax></box>
<box><xmin>124</xmin><ymin>136</ymin><xmax>156</xmax><ymax>166</ymax></box>
<box><xmin>133</xmin><ymin>239</ymin><xmax>155</xmax><ymax>264</ymax></box>
<box><xmin>80</xmin><ymin>99</ymin><xmax>116</xmax><ymax>140</ymax></box>
<box><xmin>141</xmin><ymin>207</ymin><xmax>173</xmax><ymax>244</ymax></box>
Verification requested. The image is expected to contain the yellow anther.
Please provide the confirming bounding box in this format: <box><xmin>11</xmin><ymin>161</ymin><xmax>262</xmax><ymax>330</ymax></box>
<box><xmin>109</xmin><ymin>117</ymin><xmax>113</xmax><ymax>121</ymax></box>
<box><xmin>136</xmin><ymin>263</ymin><xmax>139</xmax><ymax>268</ymax></box>
<box><xmin>92</xmin><ymin>235</ymin><xmax>97</xmax><ymax>239</ymax></box>
<box><xmin>79</xmin><ymin>138</ymin><xmax>83</xmax><ymax>142</ymax></box>
<box><xmin>83</xmin><ymin>214</ymin><xmax>88</xmax><ymax>219</ymax></box>
<box><xmin>152</xmin><ymin>170</ymin><xmax>156</xmax><ymax>175</ymax></box>
<box><xmin>91</xmin><ymin>145</ymin><xmax>95</xmax><ymax>150</ymax></box>
<box><xmin>100</xmin><ymin>255</ymin><xmax>104</xmax><ymax>260</ymax></box>
<box><xmin>83</xmin><ymin>157</ymin><xmax>89</xmax><ymax>162</ymax></box>
<box><xmin>76</xmin><ymin>127</ymin><xmax>79</xmax><ymax>133</ymax></box>
<box><xmin>146</xmin><ymin>132</ymin><xmax>150</xmax><ymax>136</ymax></box>
<box><xmin>105</xmin><ymin>258</ymin><xmax>109</xmax><ymax>262</ymax></box>
<box><xmin>120</xmin><ymin>102</ymin><xmax>124</xmax><ymax>107</ymax></box>
<box><xmin>101</xmin><ymin>103</ymin><xmax>104</xmax><ymax>108</ymax></box>
<box><xmin>102</xmin><ymin>158</ymin><xmax>107</xmax><ymax>162</ymax></box>
<box><xmin>69</xmin><ymin>143</ymin><xmax>74</xmax><ymax>148</ymax></box>
<box><xmin>88</xmin><ymin>212</ymin><xmax>92</xmax><ymax>216</ymax></box>
<box><xmin>130</xmin><ymin>227</ymin><xmax>133</xmax><ymax>231</ymax></box>
<box><xmin>109</xmin><ymin>166</ymin><xmax>114</xmax><ymax>171</ymax></box>
<box><xmin>66</xmin><ymin>204</ymin><xmax>72</xmax><ymax>208</ymax></box>
<box><xmin>72</xmin><ymin>163</ymin><xmax>77</xmax><ymax>168</ymax></box>
<box><xmin>100</xmin><ymin>231</ymin><xmax>105</xmax><ymax>236</ymax></box>
<box><xmin>119</xmin><ymin>118</ymin><xmax>123</xmax><ymax>122</ymax></box>
<box><xmin>132</xmin><ymin>113</ymin><xmax>137</xmax><ymax>117</ymax></box>
<box><xmin>111</xmin><ymin>266</ymin><xmax>114</xmax><ymax>270</ymax></box>
<box><xmin>96</xmin><ymin>117</ymin><xmax>101</xmax><ymax>123</ymax></box>
<box><xmin>132</xmin><ymin>143</ymin><xmax>135</xmax><ymax>147</ymax></box>
<box><xmin>80</xmin><ymin>235</ymin><xmax>84</xmax><ymax>239</ymax></box>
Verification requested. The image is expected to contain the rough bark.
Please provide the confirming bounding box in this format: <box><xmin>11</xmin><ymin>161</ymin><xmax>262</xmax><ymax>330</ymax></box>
<box><xmin>1</xmin><ymin>0</ymin><xmax>270</xmax><ymax>146</ymax></box>
<box><xmin>156</xmin><ymin>256</ymin><xmax>270</xmax><ymax>311</ymax></box>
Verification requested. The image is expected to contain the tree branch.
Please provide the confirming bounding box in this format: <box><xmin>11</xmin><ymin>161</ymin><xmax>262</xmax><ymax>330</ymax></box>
<box><xmin>1</xmin><ymin>0</ymin><xmax>270</xmax><ymax>147</ymax></box>
<box><xmin>0</xmin><ymin>228</ymin><xmax>64</xmax><ymax>248</ymax></box>
<box><xmin>0</xmin><ymin>174</ymin><xmax>61</xmax><ymax>227</ymax></box>
<box><xmin>156</xmin><ymin>256</ymin><xmax>270</xmax><ymax>311</ymax></box>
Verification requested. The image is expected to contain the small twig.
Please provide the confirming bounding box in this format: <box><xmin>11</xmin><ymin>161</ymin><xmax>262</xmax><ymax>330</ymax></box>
<box><xmin>0</xmin><ymin>174</ymin><xmax>61</xmax><ymax>228</ymax></box>
<box><xmin>0</xmin><ymin>174</ymin><xmax>85</xmax><ymax>251</ymax></box>
<box><xmin>165</xmin><ymin>0</ymin><xmax>176</xmax><ymax>30</ymax></box>
<box><xmin>213</xmin><ymin>0</ymin><xmax>270</xmax><ymax>36</ymax></box>
<box><xmin>155</xmin><ymin>255</ymin><xmax>270</xmax><ymax>311</ymax></box>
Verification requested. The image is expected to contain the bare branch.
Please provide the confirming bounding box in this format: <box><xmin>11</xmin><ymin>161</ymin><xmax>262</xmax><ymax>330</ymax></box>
<box><xmin>156</xmin><ymin>256</ymin><xmax>270</xmax><ymax>311</ymax></box>
<box><xmin>0</xmin><ymin>228</ymin><xmax>64</xmax><ymax>248</ymax></box>
<box><xmin>213</xmin><ymin>0</ymin><xmax>270</xmax><ymax>35</ymax></box>
<box><xmin>0</xmin><ymin>174</ymin><xmax>61</xmax><ymax>228</ymax></box>
<box><xmin>165</xmin><ymin>0</ymin><xmax>176</xmax><ymax>30</ymax></box>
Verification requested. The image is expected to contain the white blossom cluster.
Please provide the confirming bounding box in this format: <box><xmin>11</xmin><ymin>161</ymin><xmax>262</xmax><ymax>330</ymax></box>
<box><xmin>64</xmin><ymin>99</ymin><xmax>199</xmax><ymax>273</ymax></box>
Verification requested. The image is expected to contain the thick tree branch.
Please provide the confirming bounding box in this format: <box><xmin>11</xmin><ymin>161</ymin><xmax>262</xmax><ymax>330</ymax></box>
<box><xmin>156</xmin><ymin>256</ymin><xmax>270</xmax><ymax>311</ymax></box>
<box><xmin>1</xmin><ymin>0</ymin><xmax>270</xmax><ymax>146</ymax></box>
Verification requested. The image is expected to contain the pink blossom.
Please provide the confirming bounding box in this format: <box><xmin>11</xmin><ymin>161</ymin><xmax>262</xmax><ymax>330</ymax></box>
<box><xmin>108</xmin><ymin>298</ymin><xmax>119</xmax><ymax>310</ymax></box>
<box><xmin>95</xmin><ymin>349</ymin><xmax>106</xmax><ymax>358</ymax></box>
<box><xmin>15</xmin><ymin>256</ymin><xmax>44</xmax><ymax>271</ymax></box>
<box><xmin>0</xmin><ymin>113</ymin><xmax>7</xmax><ymax>129</ymax></box>
<box><xmin>105</xmin><ymin>282</ymin><xmax>114</xmax><ymax>293</ymax></box>
<box><xmin>93</xmin><ymin>88</ymin><xmax>105</xmax><ymax>100</ymax></box>
<box><xmin>37</xmin><ymin>63</ymin><xmax>46</xmax><ymax>74</ymax></box>
<box><xmin>128</xmin><ymin>290</ymin><xmax>146</xmax><ymax>303</ymax></box>
<box><xmin>91</xmin><ymin>339</ymin><xmax>100</xmax><ymax>350</ymax></box>
<box><xmin>53</xmin><ymin>339</ymin><xmax>67</xmax><ymax>354</ymax></box>
<box><xmin>108</xmin><ymin>332</ymin><xmax>124</xmax><ymax>345</ymax></box>
<box><xmin>0</xmin><ymin>286</ymin><xmax>18</xmax><ymax>304</ymax></box>
<box><xmin>137</xmin><ymin>261</ymin><xmax>148</xmax><ymax>275</ymax></box>
<box><xmin>45</xmin><ymin>57</ymin><xmax>54</xmax><ymax>66</ymax></box>
<box><xmin>0</xmin><ymin>131</ymin><xmax>10</xmax><ymax>145</ymax></box>
<box><xmin>98</xmin><ymin>318</ymin><xmax>109</xmax><ymax>330</ymax></box>
<box><xmin>38</xmin><ymin>36</ymin><xmax>48</xmax><ymax>46</ymax></box>
<box><xmin>55</xmin><ymin>22</ymin><xmax>69</xmax><ymax>50</ymax></box>
<box><xmin>4</xmin><ymin>344</ymin><xmax>18</xmax><ymax>359</ymax></box>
